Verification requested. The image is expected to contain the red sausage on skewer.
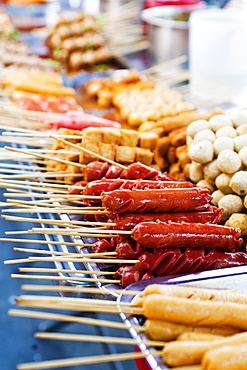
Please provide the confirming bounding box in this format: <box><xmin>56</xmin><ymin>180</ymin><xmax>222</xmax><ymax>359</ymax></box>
<box><xmin>110</xmin><ymin>206</ymin><xmax>223</xmax><ymax>230</ymax></box>
<box><xmin>102</xmin><ymin>188</ymin><xmax>212</xmax><ymax>214</ymax></box>
<box><xmin>83</xmin><ymin>178</ymin><xmax>195</xmax><ymax>206</ymax></box>
<box><xmin>132</xmin><ymin>221</ymin><xmax>243</xmax><ymax>252</ymax></box>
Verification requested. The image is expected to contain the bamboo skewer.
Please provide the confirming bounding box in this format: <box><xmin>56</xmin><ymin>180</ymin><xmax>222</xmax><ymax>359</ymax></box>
<box><xmin>5</xmin><ymin>198</ymin><xmax>86</xmax><ymax>208</ymax></box>
<box><xmin>14</xmin><ymin>248</ymin><xmax>116</xmax><ymax>258</ymax></box>
<box><xmin>16</xmin><ymin>350</ymin><xmax>163</xmax><ymax>370</ymax></box>
<box><xmin>1</xmin><ymin>179</ymin><xmax>79</xmax><ymax>189</ymax></box>
<box><xmin>35</xmin><ymin>331</ymin><xmax>166</xmax><ymax>347</ymax></box>
<box><xmin>30</xmin><ymin>227</ymin><xmax>129</xmax><ymax>235</ymax></box>
<box><xmin>8</xmin><ymin>308</ymin><xmax>144</xmax><ymax>330</ymax></box>
<box><xmin>2</xmin><ymin>207</ymin><xmax>108</xmax><ymax>214</ymax></box>
<box><xmin>12</xmin><ymin>274</ymin><xmax>120</xmax><ymax>284</ymax></box>
<box><xmin>142</xmin><ymin>55</ymin><xmax>188</xmax><ymax>75</ymax></box>
<box><xmin>27</xmin><ymin>257</ymin><xmax>138</xmax><ymax>264</ymax></box>
<box><xmin>50</xmin><ymin>135</ymin><xmax>127</xmax><ymax>170</ymax></box>
<box><xmin>0</xmin><ymin>171</ymin><xmax>84</xmax><ymax>180</ymax></box>
<box><xmin>15</xmin><ymin>294</ymin><xmax>144</xmax><ymax>314</ymax></box>
<box><xmin>0</xmin><ymin>237</ymin><xmax>94</xmax><ymax>248</ymax></box>
<box><xmin>4</xmin><ymin>146</ymin><xmax>86</xmax><ymax>169</ymax></box>
<box><xmin>2</xmin><ymin>215</ymin><xmax>115</xmax><ymax>228</ymax></box>
<box><xmin>4</xmin><ymin>198</ymin><xmax>85</xmax><ymax>208</ymax></box>
<box><xmin>20</xmin><ymin>284</ymin><xmax>140</xmax><ymax>296</ymax></box>
<box><xmin>18</xmin><ymin>267</ymin><xmax>115</xmax><ymax>275</ymax></box>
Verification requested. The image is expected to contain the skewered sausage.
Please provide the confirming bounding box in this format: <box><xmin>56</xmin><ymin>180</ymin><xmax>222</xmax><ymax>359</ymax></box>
<box><xmin>163</xmin><ymin>331</ymin><xmax>247</xmax><ymax>367</ymax></box>
<box><xmin>132</xmin><ymin>221</ymin><xmax>243</xmax><ymax>251</ymax></box>
<box><xmin>83</xmin><ymin>178</ymin><xmax>195</xmax><ymax>206</ymax></box>
<box><xmin>111</xmin><ymin>207</ymin><xmax>223</xmax><ymax>230</ymax></box>
<box><xmin>202</xmin><ymin>343</ymin><xmax>247</xmax><ymax>370</ymax></box>
<box><xmin>102</xmin><ymin>188</ymin><xmax>212</xmax><ymax>214</ymax></box>
<box><xmin>144</xmin><ymin>319</ymin><xmax>239</xmax><ymax>341</ymax></box>
<box><xmin>115</xmin><ymin>237</ymin><xmax>145</xmax><ymax>259</ymax></box>
<box><xmin>143</xmin><ymin>284</ymin><xmax>247</xmax><ymax>305</ymax></box>
<box><xmin>137</xmin><ymin>248</ymin><xmax>247</xmax><ymax>275</ymax></box>
<box><xmin>143</xmin><ymin>294</ymin><xmax>247</xmax><ymax>330</ymax></box>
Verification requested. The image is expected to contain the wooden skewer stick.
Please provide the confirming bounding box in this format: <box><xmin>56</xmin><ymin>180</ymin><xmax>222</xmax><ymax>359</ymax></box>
<box><xmin>18</xmin><ymin>267</ymin><xmax>114</xmax><ymax>275</ymax></box>
<box><xmin>0</xmin><ymin>178</ymin><xmax>84</xmax><ymax>190</ymax></box>
<box><xmin>17</xmin><ymin>295</ymin><xmax>132</xmax><ymax>308</ymax></box>
<box><xmin>14</xmin><ymin>248</ymin><xmax>116</xmax><ymax>259</ymax></box>
<box><xmin>142</xmin><ymin>55</ymin><xmax>188</xmax><ymax>74</ymax></box>
<box><xmin>35</xmin><ymin>331</ymin><xmax>166</xmax><ymax>347</ymax></box>
<box><xmin>3</xmin><ymin>192</ymin><xmax>88</xmax><ymax>198</ymax></box>
<box><xmin>0</xmin><ymin>171</ymin><xmax>84</xmax><ymax>180</ymax></box>
<box><xmin>2</xmin><ymin>215</ymin><xmax>115</xmax><ymax>227</ymax></box>
<box><xmin>2</xmin><ymin>207</ymin><xmax>108</xmax><ymax>214</ymax></box>
<box><xmin>30</xmin><ymin>227</ymin><xmax>129</xmax><ymax>235</ymax></box>
<box><xmin>5</xmin><ymin>198</ymin><xmax>86</xmax><ymax>208</ymax></box>
<box><xmin>20</xmin><ymin>284</ymin><xmax>140</xmax><ymax>296</ymax></box>
<box><xmin>4</xmin><ymin>251</ymin><xmax>116</xmax><ymax>264</ymax></box>
<box><xmin>27</xmin><ymin>257</ymin><xmax>138</xmax><ymax>264</ymax></box>
<box><xmin>4</xmin><ymin>198</ymin><xmax>85</xmax><ymax>208</ymax></box>
<box><xmin>0</xmin><ymin>237</ymin><xmax>94</xmax><ymax>247</ymax></box>
<box><xmin>50</xmin><ymin>134</ymin><xmax>127</xmax><ymax>170</ymax></box>
<box><xmin>12</xmin><ymin>274</ymin><xmax>120</xmax><ymax>284</ymax></box>
<box><xmin>6</xmin><ymin>230</ymin><xmax>114</xmax><ymax>238</ymax></box>
<box><xmin>16</xmin><ymin>350</ymin><xmax>163</xmax><ymax>370</ymax></box>
<box><xmin>4</xmin><ymin>146</ymin><xmax>86</xmax><ymax>169</ymax></box>
<box><xmin>8</xmin><ymin>308</ymin><xmax>144</xmax><ymax>331</ymax></box>
<box><xmin>15</xmin><ymin>294</ymin><xmax>144</xmax><ymax>314</ymax></box>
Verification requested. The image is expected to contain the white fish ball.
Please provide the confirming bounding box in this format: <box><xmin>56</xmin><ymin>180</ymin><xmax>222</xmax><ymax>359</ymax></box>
<box><xmin>213</xmin><ymin>137</ymin><xmax>234</xmax><ymax>156</ymax></box>
<box><xmin>229</xmin><ymin>171</ymin><xmax>247</xmax><ymax>196</ymax></box>
<box><xmin>187</xmin><ymin>120</ymin><xmax>209</xmax><ymax>139</ymax></box>
<box><xmin>211</xmin><ymin>189</ymin><xmax>224</xmax><ymax>206</ymax></box>
<box><xmin>209</xmin><ymin>114</ymin><xmax>233</xmax><ymax>132</ymax></box>
<box><xmin>218</xmin><ymin>194</ymin><xmax>243</xmax><ymax>220</ymax></box>
<box><xmin>216</xmin><ymin>126</ymin><xmax>236</xmax><ymax>139</ymax></box>
<box><xmin>188</xmin><ymin>140</ymin><xmax>214</xmax><ymax>164</ymax></box>
<box><xmin>217</xmin><ymin>150</ymin><xmax>241</xmax><ymax>174</ymax></box>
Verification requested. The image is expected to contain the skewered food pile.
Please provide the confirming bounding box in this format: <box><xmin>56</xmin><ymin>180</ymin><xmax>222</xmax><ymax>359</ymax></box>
<box><xmin>46</xmin><ymin>11</ymin><xmax>113</xmax><ymax>71</ymax></box>
<box><xmin>84</xmin><ymin>69</ymin><xmax>224</xmax><ymax>177</ymax></box>
<box><xmin>64</xmin><ymin>159</ymin><xmax>246</xmax><ymax>288</ymax></box>
<box><xmin>48</xmin><ymin>128</ymin><xmax>158</xmax><ymax>183</ymax></box>
<box><xmin>135</xmin><ymin>284</ymin><xmax>247</xmax><ymax>369</ymax></box>
<box><xmin>186</xmin><ymin>110</ymin><xmax>247</xmax><ymax>234</ymax></box>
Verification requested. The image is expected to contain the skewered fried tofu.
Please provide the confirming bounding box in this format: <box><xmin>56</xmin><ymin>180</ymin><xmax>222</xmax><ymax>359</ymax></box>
<box><xmin>79</xmin><ymin>142</ymin><xmax>99</xmax><ymax>164</ymax></box>
<box><xmin>99</xmin><ymin>143</ymin><xmax>116</xmax><ymax>161</ymax></box>
<box><xmin>139</xmin><ymin>131</ymin><xmax>158</xmax><ymax>150</ymax></box>
<box><xmin>120</xmin><ymin>129</ymin><xmax>139</xmax><ymax>147</ymax></box>
<box><xmin>82</xmin><ymin>127</ymin><xmax>103</xmax><ymax>144</ymax></box>
<box><xmin>116</xmin><ymin>146</ymin><xmax>136</xmax><ymax>163</ymax></box>
<box><xmin>64</xmin><ymin>164</ymin><xmax>83</xmax><ymax>184</ymax></box>
<box><xmin>135</xmin><ymin>147</ymin><xmax>154</xmax><ymax>166</ymax></box>
<box><xmin>101</xmin><ymin>127</ymin><xmax>121</xmax><ymax>145</ymax></box>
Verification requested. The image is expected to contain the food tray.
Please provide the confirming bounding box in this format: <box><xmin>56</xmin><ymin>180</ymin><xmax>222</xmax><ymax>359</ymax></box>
<box><xmin>117</xmin><ymin>267</ymin><xmax>247</xmax><ymax>370</ymax></box>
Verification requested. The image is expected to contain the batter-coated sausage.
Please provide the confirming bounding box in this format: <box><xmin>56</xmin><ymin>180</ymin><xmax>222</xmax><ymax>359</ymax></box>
<box><xmin>202</xmin><ymin>343</ymin><xmax>247</xmax><ymax>370</ymax></box>
<box><xmin>102</xmin><ymin>188</ymin><xmax>212</xmax><ymax>214</ymax></box>
<box><xmin>143</xmin><ymin>294</ymin><xmax>247</xmax><ymax>330</ymax></box>
<box><xmin>177</xmin><ymin>332</ymin><xmax>223</xmax><ymax>341</ymax></box>
<box><xmin>143</xmin><ymin>284</ymin><xmax>247</xmax><ymax>305</ymax></box>
<box><xmin>163</xmin><ymin>331</ymin><xmax>247</xmax><ymax>367</ymax></box>
<box><xmin>132</xmin><ymin>221</ymin><xmax>243</xmax><ymax>252</ymax></box>
<box><xmin>144</xmin><ymin>319</ymin><xmax>239</xmax><ymax>342</ymax></box>
<box><xmin>112</xmin><ymin>206</ymin><xmax>223</xmax><ymax>230</ymax></box>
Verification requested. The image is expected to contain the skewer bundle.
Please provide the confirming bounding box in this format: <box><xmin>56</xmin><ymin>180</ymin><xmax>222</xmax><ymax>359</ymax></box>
<box><xmin>8</xmin><ymin>283</ymin><xmax>247</xmax><ymax>370</ymax></box>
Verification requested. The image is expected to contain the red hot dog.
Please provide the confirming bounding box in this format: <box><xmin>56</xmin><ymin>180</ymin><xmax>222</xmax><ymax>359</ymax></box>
<box><xmin>111</xmin><ymin>206</ymin><xmax>223</xmax><ymax>230</ymax></box>
<box><xmin>132</xmin><ymin>221</ymin><xmax>243</xmax><ymax>252</ymax></box>
<box><xmin>101</xmin><ymin>188</ymin><xmax>212</xmax><ymax>214</ymax></box>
